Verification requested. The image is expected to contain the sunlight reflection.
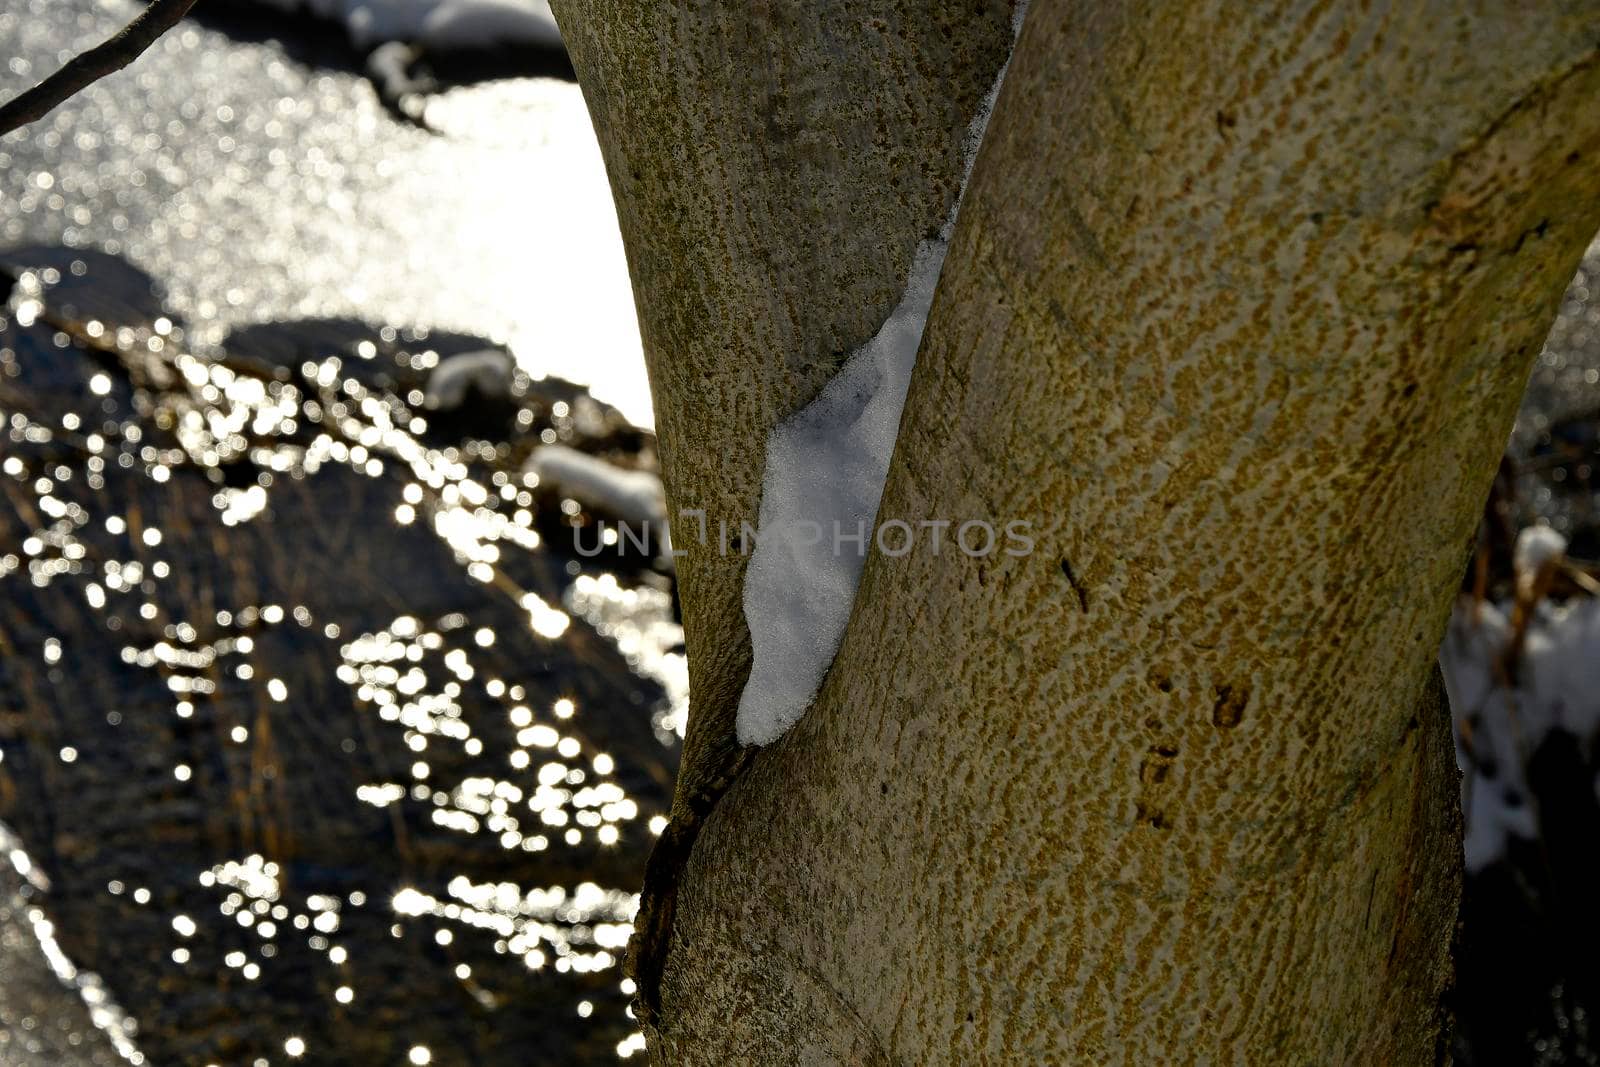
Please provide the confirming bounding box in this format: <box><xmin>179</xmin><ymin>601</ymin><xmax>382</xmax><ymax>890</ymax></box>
<box><xmin>0</xmin><ymin>245</ymin><xmax>677</xmax><ymax>1061</ymax></box>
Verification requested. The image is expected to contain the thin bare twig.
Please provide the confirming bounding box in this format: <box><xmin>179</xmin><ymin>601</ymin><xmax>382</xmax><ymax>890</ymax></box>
<box><xmin>0</xmin><ymin>0</ymin><xmax>204</xmax><ymax>137</ymax></box>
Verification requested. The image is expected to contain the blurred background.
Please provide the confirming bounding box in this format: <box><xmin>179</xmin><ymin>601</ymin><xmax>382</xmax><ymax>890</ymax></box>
<box><xmin>0</xmin><ymin>1</ymin><xmax>676</xmax><ymax>1063</ymax></box>
<box><xmin>0</xmin><ymin>2</ymin><xmax>1597</xmax><ymax>1064</ymax></box>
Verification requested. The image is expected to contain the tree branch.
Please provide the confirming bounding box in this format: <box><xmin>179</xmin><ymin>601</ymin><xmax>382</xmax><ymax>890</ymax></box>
<box><xmin>0</xmin><ymin>0</ymin><xmax>203</xmax><ymax>138</ymax></box>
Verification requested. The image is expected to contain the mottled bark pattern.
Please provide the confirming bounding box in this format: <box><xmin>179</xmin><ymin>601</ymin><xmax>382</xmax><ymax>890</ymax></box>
<box><xmin>648</xmin><ymin>1</ymin><xmax>1600</xmax><ymax>1062</ymax></box>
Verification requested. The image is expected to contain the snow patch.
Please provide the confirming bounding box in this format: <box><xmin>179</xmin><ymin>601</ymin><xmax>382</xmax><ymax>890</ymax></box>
<box><xmin>734</xmin><ymin>5</ymin><xmax>1029</xmax><ymax>746</ymax></box>
<box><xmin>418</xmin><ymin>0</ymin><xmax>562</xmax><ymax>50</ymax></box>
<box><xmin>734</xmin><ymin>242</ymin><xmax>943</xmax><ymax>745</ymax></box>
<box><xmin>424</xmin><ymin>349</ymin><xmax>514</xmax><ymax>411</ymax></box>
<box><xmin>525</xmin><ymin>445</ymin><xmax>666</xmax><ymax>529</ymax></box>
<box><xmin>1513</xmin><ymin>524</ymin><xmax>1567</xmax><ymax>583</ymax></box>
<box><xmin>245</xmin><ymin>0</ymin><xmax>562</xmax><ymax>52</ymax></box>
<box><xmin>1441</xmin><ymin>593</ymin><xmax>1600</xmax><ymax>871</ymax></box>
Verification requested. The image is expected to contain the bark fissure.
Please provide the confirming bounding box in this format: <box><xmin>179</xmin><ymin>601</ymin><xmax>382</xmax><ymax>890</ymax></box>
<box><xmin>1436</xmin><ymin>44</ymin><xmax>1600</xmax><ymax>195</ymax></box>
<box><xmin>624</xmin><ymin>744</ymin><xmax>754</xmax><ymax>1031</ymax></box>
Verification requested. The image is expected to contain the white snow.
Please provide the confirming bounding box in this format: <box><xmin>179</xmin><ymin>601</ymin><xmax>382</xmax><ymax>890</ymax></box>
<box><xmin>525</xmin><ymin>444</ymin><xmax>666</xmax><ymax>529</ymax></box>
<box><xmin>1513</xmin><ymin>524</ymin><xmax>1567</xmax><ymax>584</ymax></box>
<box><xmin>1441</xmin><ymin>590</ymin><xmax>1600</xmax><ymax>871</ymax></box>
<box><xmin>417</xmin><ymin>0</ymin><xmax>562</xmax><ymax>50</ymax></box>
<box><xmin>733</xmin><ymin>243</ymin><xmax>942</xmax><ymax>745</ymax></box>
<box><xmin>246</xmin><ymin>0</ymin><xmax>562</xmax><ymax>52</ymax></box>
<box><xmin>734</xmin><ymin>5</ymin><xmax>1029</xmax><ymax>746</ymax></box>
<box><xmin>423</xmin><ymin>349</ymin><xmax>514</xmax><ymax>411</ymax></box>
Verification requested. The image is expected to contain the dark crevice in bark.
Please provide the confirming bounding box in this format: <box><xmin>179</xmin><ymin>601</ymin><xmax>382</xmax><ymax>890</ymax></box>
<box><xmin>625</xmin><ymin>741</ymin><xmax>754</xmax><ymax>1032</ymax></box>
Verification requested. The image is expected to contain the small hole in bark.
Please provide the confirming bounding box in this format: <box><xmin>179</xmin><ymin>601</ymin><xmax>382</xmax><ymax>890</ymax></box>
<box><xmin>1135</xmin><ymin>800</ymin><xmax>1171</xmax><ymax>830</ymax></box>
<box><xmin>879</xmin><ymin>781</ymin><xmax>888</xmax><ymax>796</ymax></box>
<box><xmin>1213</xmin><ymin>684</ymin><xmax>1248</xmax><ymax>728</ymax></box>
<box><xmin>1059</xmin><ymin>559</ymin><xmax>1089</xmax><ymax>612</ymax></box>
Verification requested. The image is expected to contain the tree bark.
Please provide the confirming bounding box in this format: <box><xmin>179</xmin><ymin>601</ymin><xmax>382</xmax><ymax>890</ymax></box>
<box><xmin>551</xmin><ymin>0</ymin><xmax>1020</xmax><ymax>1027</ymax></box>
<box><xmin>551</xmin><ymin>0</ymin><xmax>1016</xmax><ymax>802</ymax></box>
<box><xmin>560</xmin><ymin>0</ymin><xmax>1600</xmax><ymax>1061</ymax></box>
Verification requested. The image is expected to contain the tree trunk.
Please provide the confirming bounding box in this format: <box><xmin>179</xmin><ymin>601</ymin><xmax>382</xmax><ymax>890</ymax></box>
<box><xmin>550</xmin><ymin>0</ymin><xmax>1020</xmax><ymax>1030</ymax></box>
<box><xmin>556</xmin><ymin>0</ymin><xmax>1600</xmax><ymax>1060</ymax></box>
<box><xmin>551</xmin><ymin>0</ymin><xmax>1018</xmax><ymax>801</ymax></box>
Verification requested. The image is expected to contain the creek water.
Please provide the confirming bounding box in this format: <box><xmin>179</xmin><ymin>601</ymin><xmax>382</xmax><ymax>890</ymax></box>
<box><xmin>1</xmin><ymin>2</ymin><xmax>675</xmax><ymax>1064</ymax></box>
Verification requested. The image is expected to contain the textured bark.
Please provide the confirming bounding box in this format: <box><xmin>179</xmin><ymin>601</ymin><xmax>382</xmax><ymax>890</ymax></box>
<box><xmin>560</xmin><ymin>0</ymin><xmax>1600</xmax><ymax>1061</ymax></box>
<box><xmin>550</xmin><ymin>0</ymin><xmax>1019</xmax><ymax>1027</ymax></box>
<box><xmin>551</xmin><ymin>0</ymin><xmax>1016</xmax><ymax>808</ymax></box>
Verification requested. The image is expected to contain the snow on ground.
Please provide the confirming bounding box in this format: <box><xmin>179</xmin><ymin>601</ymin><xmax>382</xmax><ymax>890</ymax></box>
<box><xmin>1513</xmin><ymin>524</ymin><xmax>1568</xmax><ymax>587</ymax></box>
<box><xmin>524</xmin><ymin>445</ymin><xmax>666</xmax><ymax>530</ymax></box>
<box><xmin>423</xmin><ymin>349</ymin><xmax>513</xmax><ymax>410</ymax></box>
<box><xmin>245</xmin><ymin>0</ymin><xmax>562</xmax><ymax>51</ymax></box>
<box><xmin>1440</xmin><ymin>527</ymin><xmax>1600</xmax><ymax>871</ymax></box>
<box><xmin>734</xmin><ymin>5</ymin><xmax>1030</xmax><ymax>746</ymax></box>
